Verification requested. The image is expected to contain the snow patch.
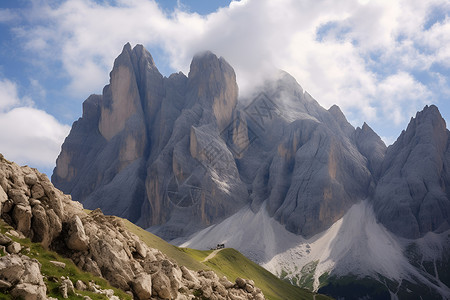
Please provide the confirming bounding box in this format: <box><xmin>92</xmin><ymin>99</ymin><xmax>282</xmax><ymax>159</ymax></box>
<box><xmin>174</xmin><ymin>200</ymin><xmax>450</xmax><ymax>296</ymax></box>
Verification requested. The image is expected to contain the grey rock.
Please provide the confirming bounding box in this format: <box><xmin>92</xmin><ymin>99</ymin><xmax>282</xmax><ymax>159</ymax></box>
<box><xmin>75</xmin><ymin>279</ymin><xmax>87</xmax><ymax>291</ymax></box>
<box><xmin>0</xmin><ymin>233</ymin><xmax>12</xmax><ymax>245</ymax></box>
<box><xmin>244</xmin><ymin>72</ymin><xmax>371</xmax><ymax>236</ymax></box>
<box><xmin>0</xmin><ymin>279</ymin><xmax>11</xmax><ymax>289</ymax></box>
<box><xmin>12</xmin><ymin>204</ymin><xmax>32</xmax><ymax>236</ymax></box>
<box><xmin>11</xmin><ymin>282</ymin><xmax>46</xmax><ymax>300</ymax></box>
<box><xmin>7</xmin><ymin>242</ymin><xmax>21</xmax><ymax>254</ymax></box>
<box><xmin>53</xmin><ymin>44</ymin><xmax>370</xmax><ymax>239</ymax></box>
<box><xmin>49</xmin><ymin>260</ymin><xmax>66</xmax><ymax>268</ymax></box>
<box><xmin>353</xmin><ymin>122</ymin><xmax>387</xmax><ymax>179</ymax></box>
<box><xmin>0</xmin><ymin>254</ymin><xmax>25</xmax><ymax>283</ymax></box>
<box><xmin>133</xmin><ymin>273</ymin><xmax>152</xmax><ymax>300</ymax></box>
<box><xmin>66</xmin><ymin>215</ymin><xmax>89</xmax><ymax>251</ymax></box>
<box><xmin>53</xmin><ymin>44</ymin><xmax>247</xmax><ymax>240</ymax></box>
<box><xmin>31</xmin><ymin>184</ymin><xmax>45</xmax><ymax>199</ymax></box>
<box><xmin>373</xmin><ymin>105</ymin><xmax>450</xmax><ymax>238</ymax></box>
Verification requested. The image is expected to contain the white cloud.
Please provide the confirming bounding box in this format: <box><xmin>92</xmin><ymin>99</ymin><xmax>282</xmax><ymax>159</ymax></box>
<box><xmin>0</xmin><ymin>79</ymin><xmax>70</xmax><ymax>169</ymax></box>
<box><xmin>378</xmin><ymin>72</ymin><xmax>431</xmax><ymax>125</ymax></box>
<box><xmin>0</xmin><ymin>79</ymin><xmax>21</xmax><ymax>111</ymax></box>
<box><xmin>11</xmin><ymin>0</ymin><xmax>450</xmax><ymax>138</ymax></box>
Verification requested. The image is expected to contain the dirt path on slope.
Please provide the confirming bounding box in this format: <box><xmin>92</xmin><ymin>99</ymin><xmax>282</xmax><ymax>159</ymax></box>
<box><xmin>202</xmin><ymin>249</ymin><xmax>222</xmax><ymax>263</ymax></box>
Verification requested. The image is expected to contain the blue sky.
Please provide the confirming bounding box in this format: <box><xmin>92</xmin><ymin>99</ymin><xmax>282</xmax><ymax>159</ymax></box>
<box><xmin>0</xmin><ymin>0</ymin><xmax>449</xmax><ymax>176</ymax></box>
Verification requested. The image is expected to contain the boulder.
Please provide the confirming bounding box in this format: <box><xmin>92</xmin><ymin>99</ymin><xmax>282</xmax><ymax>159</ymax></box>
<box><xmin>12</xmin><ymin>204</ymin><xmax>32</xmax><ymax>236</ymax></box>
<box><xmin>151</xmin><ymin>271</ymin><xmax>172</xmax><ymax>299</ymax></box>
<box><xmin>7</xmin><ymin>241</ymin><xmax>22</xmax><ymax>254</ymax></box>
<box><xmin>0</xmin><ymin>233</ymin><xmax>12</xmax><ymax>245</ymax></box>
<box><xmin>0</xmin><ymin>255</ymin><xmax>25</xmax><ymax>284</ymax></box>
<box><xmin>133</xmin><ymin>273</ymin><xmax>152</xmax><ymax>300</ymax></box>
<box><xmin>10</xmin><ymin>282</ymin><xmax>47</xmax><ymax>300</ymax></box>
<box><xmin>49</xmin><ymin>261</ymin><xmax>66</xmax><ymax>268</ymax></box>
<box><xmin>75</xmin><ymin>280</ymin><xmax>87</xmax><ymax>291</ymax></box>
<box><xmin>8</xmin><ymin>189</ymin><xmax>28</xmax><ymax>205</ymax></box>
<box><xmin>24</xmin><ymin>173</ymin><xmax>38</xmax><ymax>186</ymax></box>
<box><xmin>31</xmin><ymin>184</ymin><xmax>45</xmax><ymax>199</ymax></box>
<box><xmin>66</xmin><ymin>215</ymin><xmax>89</xmax><ymax>251</ymax></box>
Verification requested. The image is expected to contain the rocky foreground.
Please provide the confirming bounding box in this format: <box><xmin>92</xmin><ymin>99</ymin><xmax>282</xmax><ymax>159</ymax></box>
<box><xmin>0</xmin><ymin>154</ymin><xmax>265</xmax><ymax>300</ymax></box>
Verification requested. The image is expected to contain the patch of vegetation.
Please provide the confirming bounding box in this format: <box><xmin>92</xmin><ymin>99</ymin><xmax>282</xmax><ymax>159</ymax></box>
<box><xmin>279</xmin><ymin>269</ymin><xmax>289</xmax><ymax>280</ymax></box>
<box><xmin>318</xmin><ymin>272</ymin><xmax>330</xmax><ymax>289</ymax></box>
<box><xmin>297</xmin><ymin>260</ymin><xmax>318</xmax><ymax>290</ymax></box>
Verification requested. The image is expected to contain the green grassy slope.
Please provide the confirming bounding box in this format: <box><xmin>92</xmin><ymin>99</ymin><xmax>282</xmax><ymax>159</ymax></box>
<box><xmin>121</xmin><ymin>218</ymin><xmax>332</xmax><ymax>300</ymax></box>
<box><xmin>120</xmin><ymin>218</ymin><xmax>209</xmax><ymax>271</ymax></box>
<box><xmin>204</xmin><ymin>248</ymin><xmax>331</xmax><ymax>300</ymax></box>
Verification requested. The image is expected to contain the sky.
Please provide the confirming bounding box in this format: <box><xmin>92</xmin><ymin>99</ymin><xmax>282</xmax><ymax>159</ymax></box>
<box><xmin>0</xmin><ymin>0</ymin><xmax>449</xmax><ymax>176</ymax></box>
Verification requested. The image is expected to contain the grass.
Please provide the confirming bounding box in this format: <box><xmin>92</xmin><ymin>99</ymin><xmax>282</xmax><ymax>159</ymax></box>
<box><xmin>120</xmin><ymin>218</ymin><xmax>208</xmax><ymax>271</ymax></box>
<box><xmin>121</xmin><ymin>217</ymin><xmax>333</xmax><ymax>300</ymax></box>
<box><xmin>0</xmin><ymin>221</ymin><xmax>132</xmax><ymax>300</ymax></box>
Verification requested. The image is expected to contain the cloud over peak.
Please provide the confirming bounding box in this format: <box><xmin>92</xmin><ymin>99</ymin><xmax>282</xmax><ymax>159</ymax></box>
<box><xmin>4</xmin><ymin>0</ymin><xmax>450</xmax><ymax>147</ymax></box>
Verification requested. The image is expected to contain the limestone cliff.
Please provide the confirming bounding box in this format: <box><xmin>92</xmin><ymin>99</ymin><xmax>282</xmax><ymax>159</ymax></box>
<box><xmin>373</xmin><ymin>105</ymin><xmax>450</xmax><ymax>238</ymax></box>
<box><xmin>53</xmin><ymin>44</ymin><xmax>248</xmax><ymax>239</ymax></box>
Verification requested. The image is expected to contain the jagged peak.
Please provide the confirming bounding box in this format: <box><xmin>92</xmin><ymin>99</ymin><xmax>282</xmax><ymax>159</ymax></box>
<box><xmin>113</xmin><ymin>43</ymin><xmax>157</xmax><ymax>72</ymax></box>
<box><xmin>188</xmin><ymin>50</ymin><xmax>234</xmax><ymax>80</ymax></box>
<box><xmin>328</xmin><ymin>104</ymin><xmax>346</xmax><ymax>120</ymax></box>
<box><xmin>413</xmin><ymin>104</ymin><xmax>445</xmax><ymax>125</ymax></box>
<box><xmin>131</xmin><ymin>44</ymin><xmax>156</xmax><ymax>67</ymax></box>
<box><xmin>358</xmin><ymin>122</ymin><xmax>378</xmax><ymax>135</ymax></box>
<box><xmin>403</xmin><ymin>104</ymin><xmax>447</xmax><ymax>137</ymax></box>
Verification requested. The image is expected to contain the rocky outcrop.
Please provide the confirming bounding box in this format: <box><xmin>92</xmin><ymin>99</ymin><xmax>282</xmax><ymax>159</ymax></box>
<box><xmin>373</xmin><ymin>105</ymin><xmax>450</xmax><ymax>238</ymax></box>
<box><xmin>0</xmin><ymin>154</ymin><xmax>265</xmax><ymax>299</ymax></box>
<box><xmin>353</xmin><ymin>122</ymin><xmax>387</xmax><ymax>180</ymax></box>
<box><xmin>0</xmin><ymin>252</ymin><xmax>47</xmax><ymax>300</ymax></box>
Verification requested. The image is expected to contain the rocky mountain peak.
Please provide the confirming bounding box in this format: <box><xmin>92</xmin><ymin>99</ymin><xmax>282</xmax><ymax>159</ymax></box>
<box><xmin>373</xmin><ymin>104</ymin><xmax>450</xmax><ymax>238</ymax></box>
<box><xmin>353</xmin><ymin>121</ymin><xmax>386</xmax><ymax>178</ymax></box>
<box><xmin>187</xmin><ymin>51</ymin><xmax>238</xmax><ymax>132</ymax></box>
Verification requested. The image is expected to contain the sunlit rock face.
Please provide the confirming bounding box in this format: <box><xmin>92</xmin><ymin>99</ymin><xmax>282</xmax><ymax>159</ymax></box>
<box><xmin>53</xmin><ymin>44</ymin><xmax>247</xmax><ymax>239</ymax></box>
<box><xmin>53</xmin><ymin>44</ymin><xmax>449</xmax><ymax>243</ymax></box>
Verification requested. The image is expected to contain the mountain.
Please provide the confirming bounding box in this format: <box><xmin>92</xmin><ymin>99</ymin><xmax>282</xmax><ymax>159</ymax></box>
<box><xmin>52</xmin><ymin>45</ymin><xmax>374</xmax><ymax>239</ymax></box>
<box><xmin>53</xmin><ymin>44</ymin><xmax>450</xmax><ymax>299</ymax></box>
<box><xmin>53</xmin><ymin>44</ymin><xmax>248</xmax><ymax>240</ymax></box>
<box><xmin>373</xmin><ymin>105</ymin><xmax>450</xmax><ymax>239</ymax></box>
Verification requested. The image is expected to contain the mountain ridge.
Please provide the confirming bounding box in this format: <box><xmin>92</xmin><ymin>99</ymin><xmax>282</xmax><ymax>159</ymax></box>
<box><xmin>52</xmin><ymin>43</ymin><xmax>450</xmax><ymax>299</ymax></box>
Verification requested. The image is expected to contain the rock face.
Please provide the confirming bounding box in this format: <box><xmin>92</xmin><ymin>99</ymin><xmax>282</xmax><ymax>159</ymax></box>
<box><xmin>53</xmin><ymin>44</ymin><xmax>247</xmax><ymax>239</ymax></box>
<box><xmin>242</xmin><ymin>72</ymin><xmax>373</xmax><ymax>236</ymax></box>
<box><xmin>0</xmin><ymin>254</ymin><xmax>47</xmax><ymax>300</ymax></box>
<box><xmin>373</xmin><ymin>105</ymin><xmax>450</xmax><ymax>238</ymax></box>
<box><xmin>53</xmin><ymin>44</ymin><xmax>384</xmax><ymax>239</ymax></box>
<box><xmin>0</xmin><ymin>154</ymin><xmax>265</xmax><ymax>300</ymax></box>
